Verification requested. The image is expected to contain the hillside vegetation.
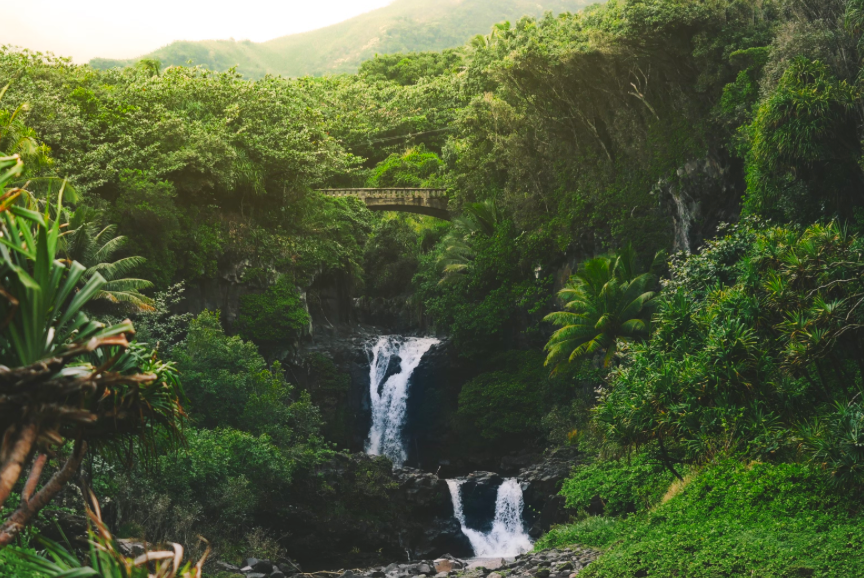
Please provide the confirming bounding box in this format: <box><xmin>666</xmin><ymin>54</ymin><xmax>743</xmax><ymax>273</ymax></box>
<box><xmin>90</xmin><ymin>0</ymin><xmax>596</xmax><ymax>78</ymax></box>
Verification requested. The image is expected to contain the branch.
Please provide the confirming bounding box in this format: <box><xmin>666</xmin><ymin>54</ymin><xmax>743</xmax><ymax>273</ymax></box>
<box><xmin>0</xmin><ymin>422</ymin><xmax>37</xmax><ymax>508</ymax></box>
<box><xmin>20</xmin><ymin>453</ymin><xmax>45</xmax><ymax>503</ymax></box>
<box><xmin>0</xmin><ymin>440</ymin><xmax>87</xmax><ymax>548</ymax></box>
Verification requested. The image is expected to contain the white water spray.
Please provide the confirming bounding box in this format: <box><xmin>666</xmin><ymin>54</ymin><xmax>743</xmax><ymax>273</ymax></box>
<box><xmin>446</xmin><ymin>479</ymin><xmax>533</xmax><ymax>557</ymax></box>
<box><xmin>366</xmin><ymin>336</ymin><xmax>439</xmax><ymax>467</ymax></box>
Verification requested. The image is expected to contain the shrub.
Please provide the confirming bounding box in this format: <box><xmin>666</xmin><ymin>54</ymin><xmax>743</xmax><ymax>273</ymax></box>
<box><xmin>236</xmin><ymin>277</ymin><xmax>310</xmax><ymax>343</ymax></box>
<box><xmin>534</xmin><ymin>517</ymin><xmax>619</xmax><ymax>551</ymax></box>
<box><xmin>559</xmin><ymin>453</ymin><xmax>676</xmax><ymax>516</ymax></box>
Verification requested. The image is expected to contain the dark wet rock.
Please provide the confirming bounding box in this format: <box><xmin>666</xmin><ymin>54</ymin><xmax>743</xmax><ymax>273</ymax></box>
<box><xmin>653</xmin><ymin>153</ymin><xmax>743</xmax><ymax>253</ymax></box>
<box><xmin>252</xmin><ymin>560</ymin><xmax>274</xmax><ymax>573</ymax></box>
<box><xmin>518</xmin><ymin>447</ymin><xmax>581</xmax><ymax>536</ymax></box>
<box><xmin>458</xmin><ymin>471</ymin><xmax>503</xmax><ymax>533</ymax></box>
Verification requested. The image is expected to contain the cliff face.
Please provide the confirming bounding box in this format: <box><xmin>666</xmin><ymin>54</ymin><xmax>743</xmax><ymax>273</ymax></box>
<box><xmin>654</xmin><ymin>154</ymin><xmax>744</xmax><ymax>254</ymax></box>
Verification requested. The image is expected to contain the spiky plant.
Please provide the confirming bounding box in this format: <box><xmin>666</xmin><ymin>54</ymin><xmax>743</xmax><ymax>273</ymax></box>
<box><xmin>544</xmin><ymin>244</ymin><xmax>664</xmax><ymax>370</ymax></box>
<box><xmin>0</xmin><ymin>155</ymin><xmax>185</xmax><ymax>547</ymax></box>
<box><xmin>17</xmin><ymin>489</ymin><xmax>208</xmax><ymax>578</ymax></box>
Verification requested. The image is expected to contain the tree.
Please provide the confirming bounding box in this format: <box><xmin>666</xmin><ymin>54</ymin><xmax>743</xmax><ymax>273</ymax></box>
<box><xmin>0</xmin><ymin>156</ymin><xmax>184</xmax><ymax>547</ymax></box>
<box><xmin>544</xmin><ymin>245</ymin><xmax>662</xmax><ymax>370</ymax></box>
<box><xmin>436</xmin><ymin>199</ymin><xmax>502</xmax><ymax>284</ymax></box>
<box><xmin>63</xmin><ymin>207</ymin><xmax>154</xmax><ymax>310</ymax></box>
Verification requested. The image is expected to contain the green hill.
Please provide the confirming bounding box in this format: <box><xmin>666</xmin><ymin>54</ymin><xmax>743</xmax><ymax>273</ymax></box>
<box><xmin>90</xmin><ymin>0</ymin><xmax>596</xmax><ymax>78</ymax></box>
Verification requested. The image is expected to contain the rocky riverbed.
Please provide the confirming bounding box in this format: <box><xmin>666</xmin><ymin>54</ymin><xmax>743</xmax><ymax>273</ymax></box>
<box><xmin>217</xmin><ymin>548</ymin><xmax>601</xmax><ymax>578</ymax></box>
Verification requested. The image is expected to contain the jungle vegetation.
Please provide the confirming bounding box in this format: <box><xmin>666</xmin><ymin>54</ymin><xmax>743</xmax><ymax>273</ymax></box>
<box><xmin>3</xmin><ymin>0</ymin><xmax>864</xmax><ymax>576</ymax></box>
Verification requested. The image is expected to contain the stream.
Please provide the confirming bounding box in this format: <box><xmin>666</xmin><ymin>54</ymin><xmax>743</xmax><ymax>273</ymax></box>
<box><xmin>365</xmin><ymin>335</ymin><xmax>533</xmax><ymax>558</ymax></box>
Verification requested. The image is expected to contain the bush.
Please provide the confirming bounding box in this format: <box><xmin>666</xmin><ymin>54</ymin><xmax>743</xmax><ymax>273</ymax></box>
<box><xmin>559</xmin><ymin>453</ymin><xmax>676</xmax><ymax>516</ymax></box>
<box><xmin>236</xmin><ymin>277</ymin><xmax>310</xmax><ymax>343</ymax></box>
<box><xmin>799</xmin><ymin>399</ymin><xmax>864</xmax><ymax>489</ymax></box>
<box><xmin>174</xmin><ymin>311</ymin><xmax>324</xmax><ymax>449</ymax></box>
<box><xmin>534</xmin><ymin>517</ymin><xmax>619</xmax><ymax>551</ymax></box>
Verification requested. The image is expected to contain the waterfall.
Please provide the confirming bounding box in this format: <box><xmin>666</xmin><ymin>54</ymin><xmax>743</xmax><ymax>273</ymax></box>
<box><xmin>365</xmin><ymin>336</ymin><xmax>439</xmax><ymax>468</ymax></box>
<box><xmin>446</xmin><ymin>479</ymin><xmax>533</xmax><ymax>557</ymax></box>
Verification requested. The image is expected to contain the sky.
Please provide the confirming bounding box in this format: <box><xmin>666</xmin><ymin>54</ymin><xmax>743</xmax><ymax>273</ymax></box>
<box><xmin>4</xmin><ymin>0</ymin><xmax>395</xmax><ymax>63</ymax></box>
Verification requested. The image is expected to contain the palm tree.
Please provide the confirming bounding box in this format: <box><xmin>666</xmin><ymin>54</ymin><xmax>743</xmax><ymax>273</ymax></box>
<box><xmin>437</xmin><ymin>199</ymin><xmax>502</xmax><ymax>284</ymax></box>
<box><xmin>544</xmin><ymin>244</ymin><xmax>664</xmax><ymax>369</ymax></box>
<box><xmin>63</xmin><ymin>208</ymin><xmax>154</xmax><ymax>310</ymax></box>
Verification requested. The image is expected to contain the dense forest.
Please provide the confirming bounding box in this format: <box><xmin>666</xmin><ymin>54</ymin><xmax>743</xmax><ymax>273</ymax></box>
<box><xmin>2</xmin><ymin>0</ymin><xmax>864</xmax><ymax>577</ymax></box>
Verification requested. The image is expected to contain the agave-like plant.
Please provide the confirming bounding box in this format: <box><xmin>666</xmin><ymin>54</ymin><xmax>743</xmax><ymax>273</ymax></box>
<box><xmin>0</xmin><ymin>155</ymin><xmax>185</xmax><ymax>547</ymax></box>
<box><xmin>544</xmin><ymin>244</ymin><xmax>664</xmax><ymax>370</ymax></box>
<box><xmin>17</xmin><ymin>489</ymin><xmax>208</xmax><ymax>578</ymax></box>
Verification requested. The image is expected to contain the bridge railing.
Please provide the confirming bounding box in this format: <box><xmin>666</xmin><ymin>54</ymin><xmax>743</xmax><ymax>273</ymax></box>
<box><xmin>317</xmin><ymin>188</ymin><xmax>447</xmax><ymax>199</ymax></box>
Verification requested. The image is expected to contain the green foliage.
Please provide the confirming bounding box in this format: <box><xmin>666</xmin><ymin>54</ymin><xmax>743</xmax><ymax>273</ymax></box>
<box><xmin>236</xmin><ymin>277</ymin><xmax>310</xmax><ymax>343</ymax></box>
<box><xmin>362</xmin><ymin>217</ymin><xmax>421</xmax><ymax>299</ymax></box>
<box><xmin>416</xmin><ymin>215</ymin><xmax>554</xmax><ymax>358</ymax></box>
<box><xmin>366</xmin><ymin>145</ymin><xmax>443</xmax><ymax>188</ymax></box>
<box><xmin>745</xmin><ymin>58</ymin><xmax>861</xmax><ymax>221</ymax></box>
<box><xmin>556</xmin><ymin>461</ymin><xmax>864</xmax><ymax>578</ymax></box>
<box><xmin>457</xmin><ymin>351</ymin><xmax>547</xmax><ymax>440</ymax></box>
<box><xmin>799</xmin><ymin>399</ymin><xmax>864</xmax><ymax>489</ymax></box>
<box><xmin>0</xmin><ymin>546</ymin><xmax>44</xmax><ymax>578</ymax></box>
<box><xmin>174</xmin><ymin>311</ymin><xmax>321</xmax><ymax>449</ymax></box>
<box><xmin>534</xmin><ymin>516</ymin><xmax>619</xmax><ymax>551</ymax></box>
<box><xmin>0</xmin><ymin>175</ymin><xmax>132</xmax><ymax>367</ymax></box>
<box><xmin>559</xmin><ymin>453</ymin><xmax>676</xmax><ymax>516</ymax></box>
<box><xmin>544</xmin><ymin>245</ymin><xmax>663</xmax><ymax>370</ymax></box>
<box><xmin>62</xmin><ymin>208</ymin><xmax>153</xmax><ymax>310</ymax></box>
<box><xmin>596</xmin><ymin>220</ymin><xmax>864</xmax><ymax>475</ymax></box>
<box><xmin>359</xmin><ymin>50</ymin><xmax>465</xmax><ymax>85</ymax></box>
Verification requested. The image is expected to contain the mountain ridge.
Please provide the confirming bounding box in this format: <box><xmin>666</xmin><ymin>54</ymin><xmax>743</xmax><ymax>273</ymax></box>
<box><xmin>90</xmin><ymin>0</ymin><xmax>596</xmax><ymax>78</ymax></box>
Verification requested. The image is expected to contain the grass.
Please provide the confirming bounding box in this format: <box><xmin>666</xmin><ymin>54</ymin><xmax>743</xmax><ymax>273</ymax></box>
<box><xmin>538</xmin><ymin>461</ymin><xmax>864</xmax><ymax>578</ymax></box>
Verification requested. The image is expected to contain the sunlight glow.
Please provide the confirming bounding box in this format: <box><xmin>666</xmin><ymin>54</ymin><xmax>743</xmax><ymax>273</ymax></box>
<box><xmin>3</xmin><ymin>0</ymin><xmax>396</xmax><ymax>63</ymax></box>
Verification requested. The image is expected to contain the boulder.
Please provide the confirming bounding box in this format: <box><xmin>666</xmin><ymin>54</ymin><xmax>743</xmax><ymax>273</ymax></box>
<box><xmin>433</xmin><ymin>559</ymin><xmax>457</xmax><ymax>573</ymax></box>
<box><xmin>253</xmin><ymin>560</ymin><xmax>274</xmax><ymax>573</ymax></box>
<box><xmin>467</xmin><ymin>559</ymin><xmax>504</xmax><ymax>571</ymax></box>
<box><xmin>518</xmin><ymin>447</ymin><xmax>581</xmax><ymax>535</ymax></box>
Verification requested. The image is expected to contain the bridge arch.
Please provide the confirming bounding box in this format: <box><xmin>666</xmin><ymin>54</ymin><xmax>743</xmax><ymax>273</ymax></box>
<box><xmin>318</xmin><ymin>188</ymin><xmax>450</xmax><ymax>220</ymax></box>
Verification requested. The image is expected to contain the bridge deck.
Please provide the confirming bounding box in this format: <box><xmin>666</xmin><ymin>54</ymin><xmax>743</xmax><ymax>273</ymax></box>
<box><xmin>318</xmin><ymin>188</ymin><xmax>447</xmax><ymax>198</ymax></box>
<box><xmin>317</xmin><ymin>188</ymin><xmax>450</xmax><ymax>220</ymax></box>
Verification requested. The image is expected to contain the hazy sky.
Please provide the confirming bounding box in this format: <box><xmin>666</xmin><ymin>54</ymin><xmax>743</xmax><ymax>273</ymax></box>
<box><xmin>4</xmin><ymin>0</ymin><xmax>395</xmax><ymax>63</ymax></box>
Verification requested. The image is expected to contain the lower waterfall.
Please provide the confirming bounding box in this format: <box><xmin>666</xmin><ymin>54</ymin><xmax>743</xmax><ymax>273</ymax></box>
<box><xmin>446</xmin><ymin>479</ymin><xmax>533</xmax><ymax>557</ymax></box>
<box><xmin>365</xmin><ymin>336</ymin><xmax>440</xmax><ymax>468</ymax></box>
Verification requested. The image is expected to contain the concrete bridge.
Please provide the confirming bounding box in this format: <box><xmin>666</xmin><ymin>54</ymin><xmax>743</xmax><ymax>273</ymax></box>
<box><xmin>318</xmin><ymin>188</ymin><xmax>450</xmax><ymax>220</ymax></box>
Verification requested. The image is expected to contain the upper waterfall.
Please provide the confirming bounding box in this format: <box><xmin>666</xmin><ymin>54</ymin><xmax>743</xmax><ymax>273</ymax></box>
<box><xmin>365</xmin><ymin>336</ymin><xmax>440</xmax><ymax>467</ymax></box>
<box><xmin>446</xmin><ymin>478</ymin><xmax>533</xmax><ymax>557</ymax></box>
